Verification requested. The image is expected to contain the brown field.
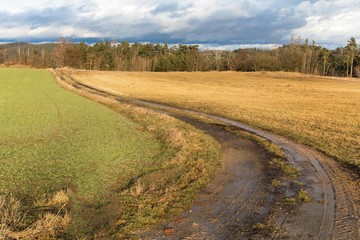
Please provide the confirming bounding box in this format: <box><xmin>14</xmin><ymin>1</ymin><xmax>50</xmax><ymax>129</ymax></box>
<box><xmin>66</xmin><ymin>70</ymin><xmax>360</xmax><ymax>169</ymax></box>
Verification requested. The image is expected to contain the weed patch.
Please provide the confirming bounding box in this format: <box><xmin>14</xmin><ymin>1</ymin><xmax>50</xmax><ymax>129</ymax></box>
<box><xmin>270</xmin><ymin>158</ymin><xmax>300</xmax><ymax>178</ymax></box>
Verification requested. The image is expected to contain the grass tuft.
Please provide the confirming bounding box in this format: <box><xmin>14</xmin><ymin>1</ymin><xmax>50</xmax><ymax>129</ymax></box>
<box><xmin>270</xmin><ymin>179</ymin><xmax>282</xmax><ymax>188</ymax></box>
<box><xmin>297</xmin><ymin>189</ymin><xmax>312</xmax><ymax>203</ymax></box>
<box><xmin>270</xmin><ymin>158</ymin><xmax>300</xmax><ymax>178</ymax></box>
<box><xmin>0</xmin><ymin>192</ymin><xmax>70</xmax><ymax>239</ymax></box>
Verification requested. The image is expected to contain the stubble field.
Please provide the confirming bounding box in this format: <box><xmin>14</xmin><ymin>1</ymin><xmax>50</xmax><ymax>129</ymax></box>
<box><xmin>67</xmin><ymin>70</ymin><xmax>360</xmax><ymax>170</ymax></box>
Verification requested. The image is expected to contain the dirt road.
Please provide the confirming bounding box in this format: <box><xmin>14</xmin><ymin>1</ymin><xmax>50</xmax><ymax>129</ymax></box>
<box><xmin>137</xmin><ymin>109</ymin><xmax>359</xmax><ymax>240</ymax></box>
<box><xmin>138</xmin><ymin>117</ymin><xmax>281</xmax><ymax>239</ymax></box>
<box><xmin>55</xmin><ymin>70</ymin><xmax>359</xmax><ymax>239</ymax></box>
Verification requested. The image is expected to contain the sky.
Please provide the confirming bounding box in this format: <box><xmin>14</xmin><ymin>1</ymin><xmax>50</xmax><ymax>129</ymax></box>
<box><xmin>0</xmin><ymin>0</ymin><xmax>359</xmax><ymax>49</ymax></box>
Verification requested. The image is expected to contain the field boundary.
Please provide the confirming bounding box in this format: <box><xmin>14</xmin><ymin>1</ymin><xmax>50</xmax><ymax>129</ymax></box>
<box><xmin>50</xmin><ymin>69</ymin><xmax>221</xmax><ymax>238</ymax></box>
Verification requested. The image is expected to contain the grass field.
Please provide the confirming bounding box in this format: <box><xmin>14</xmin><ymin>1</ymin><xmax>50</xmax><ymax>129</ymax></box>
<box><xmin>67</xmin><ymin>70</ymin><xmax>360</xmax><ymax>170</ymax></box>
<box><xmin>0</xmin><ymin>68</ymin><xmax>220</xmax><ymax>238</ymax></box>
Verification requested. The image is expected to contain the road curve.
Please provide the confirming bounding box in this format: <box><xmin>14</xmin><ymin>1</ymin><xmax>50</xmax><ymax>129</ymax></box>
<box><xmin>125</xmin><ymin>96</ymin><xmax>359</xmax><ymax>240</ymax></box>
<box><xmin>55</xmin><ymin>70</ymin><xmax>359</xmax><ymax>239</ymax></box>
<box><xmin>138</xmin><ymin>116</ymin><xmax>279</xmax><ymax>239</ymax></box>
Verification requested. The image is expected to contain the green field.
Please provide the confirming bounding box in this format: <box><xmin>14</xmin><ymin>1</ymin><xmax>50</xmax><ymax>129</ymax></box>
<box><xmin>0</xmin><ymin>68</ymin><xmax>167</xmax><ymax>238</ymax></box>
<box><xmin>0</xmin><ymin>68</ymin><xmax>219</xmax><ymax>239</ymax></box>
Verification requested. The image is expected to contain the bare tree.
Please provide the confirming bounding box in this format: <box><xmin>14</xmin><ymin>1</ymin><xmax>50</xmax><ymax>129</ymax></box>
<box><xmin>52</xmin><ymin>37</ymin><xmax>70</xmax><ymax>67</ymax></box>
<box><xmin>345</xmin><ymin>37</ymin><xmax>358</xmax><ymax>77</ymax></box>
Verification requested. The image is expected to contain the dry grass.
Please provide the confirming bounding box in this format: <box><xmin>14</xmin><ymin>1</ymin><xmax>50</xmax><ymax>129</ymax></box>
<box><xmin>66</xmin><ymin>70</ymin><xmax>360</xmax><ymax>169</ymax></box>
<box><xmin>0</xmin><ymin>192</ymin><xmax>70</xmax><ymax>240</ymax></box>
<box><xmin>0</xmin><ymin>195</ymin><xmax>24</xmax><ymax>237</ymax></box>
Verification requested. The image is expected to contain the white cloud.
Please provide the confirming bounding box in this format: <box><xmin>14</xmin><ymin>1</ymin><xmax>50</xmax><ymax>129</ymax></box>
<box><xmin>1</xmin><ymin>0</ymin><xmax>67</xmax><ymax>12</ymax></box>
<box><xmin>0</xmin><ymin>25</ymin><xmax>99</xmax><ymax>39</ymax></box>
<box><xmin>0</xmin><ymin>0</ymin><xmax>359</xmax><ymax>47</ymax></box>
<box><xmin>198</xmin><ymin>43</ymin><xmax>281</xmax><ymax>50</ymax></box>
<box><xmin>290</xmin><ymin>0</ymin><xmax>360</xmax><ymax>45</ymax></box>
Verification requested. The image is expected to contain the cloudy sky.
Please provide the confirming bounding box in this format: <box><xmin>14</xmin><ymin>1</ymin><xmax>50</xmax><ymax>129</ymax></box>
<box><xmin>0</xmin><ymin>0</ymin><xmax>359</xmax><ymax>49</ymax></box>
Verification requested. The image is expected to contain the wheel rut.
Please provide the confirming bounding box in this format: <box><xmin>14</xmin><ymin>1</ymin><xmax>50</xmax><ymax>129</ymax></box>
<box><xmin>138</xmin><ymin>117</ymin><xmax>274</xmax><ymax>239</ymax></box>
<box><xmin>54</xmin><ymin>70</ymin><xmax>360</xmax><ymax>239</ymax></box>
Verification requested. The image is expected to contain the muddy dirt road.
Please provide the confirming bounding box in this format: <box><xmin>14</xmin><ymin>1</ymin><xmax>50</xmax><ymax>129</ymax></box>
<box><xmin>138</xmin><ymin>117</ymin><xmax>279</xmax><ymax>239</ymax></box>
<box><xmin>55</xmin><ymin>70</ymin><xmax>359</xmax><ymax>239</ymax></box>
<box><xmin>137</xmin><ymin>113</ymin><xmax>359</xmax><ymax>240</ymax></box>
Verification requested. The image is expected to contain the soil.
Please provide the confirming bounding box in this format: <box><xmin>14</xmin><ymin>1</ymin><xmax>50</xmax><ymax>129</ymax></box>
<box><xmin>55</xmin><ymin>70</ymin><xmax>360</xmax><ymax>240</ymax></box>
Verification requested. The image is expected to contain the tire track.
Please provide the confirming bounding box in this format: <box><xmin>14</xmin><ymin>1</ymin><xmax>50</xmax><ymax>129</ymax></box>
<box><xmin>137</xmin><ymin>119</ymin><xmax>273</xmax><ymax>239</ymax></box>
<box><xmin>312</xmin><ymin>150</ymin><xmax>359</xmax><ymax>239</ymax></box>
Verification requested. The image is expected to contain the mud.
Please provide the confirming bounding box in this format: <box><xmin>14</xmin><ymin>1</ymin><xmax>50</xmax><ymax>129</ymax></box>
<box><xmin>136</xmin><ymin>117</ymin><xmax>278</xmax><ymax>239</ymax></box>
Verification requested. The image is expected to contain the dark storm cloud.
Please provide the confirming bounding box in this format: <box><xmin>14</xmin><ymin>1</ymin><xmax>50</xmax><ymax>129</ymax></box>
<box><xmin>152</xmin><ymin>3</ymin><xmax>180</xmax><ymax>14</ymax></box>
<box><xmin>148</xmin><ymin>7</ymin><xmax>307</xmax><ymax>44</ymax></box>
<box><xmin>0</xmin><ymin>6</ymin><xmax>75</xmax><ymax>28</ymax></box>
<box><xmin>0</xmin><ymin>1</ymin><xmax>307</xmax><ymax>43</ymax></box>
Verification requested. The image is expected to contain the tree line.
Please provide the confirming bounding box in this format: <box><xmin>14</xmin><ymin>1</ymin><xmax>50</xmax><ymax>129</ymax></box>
<box><xmin>0</xmin><ymin>37</ymin><xmax>359</xmax><ymax>77</ymax></box>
